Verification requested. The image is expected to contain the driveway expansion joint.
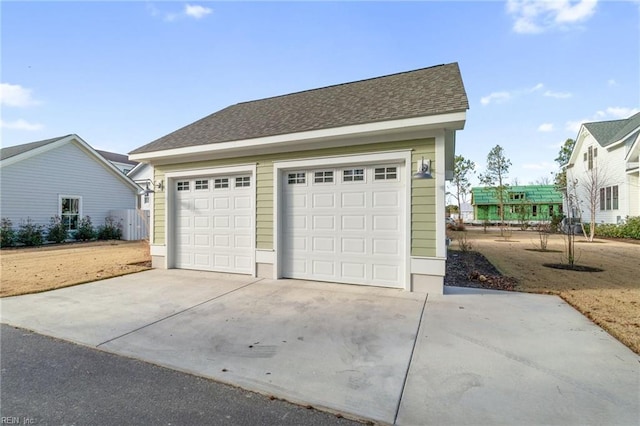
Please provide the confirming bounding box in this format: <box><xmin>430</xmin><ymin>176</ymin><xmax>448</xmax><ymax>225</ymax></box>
<box><xmin>96</xmin><ymin>278</ymin><xmax>264</xmax><ymax>348</ymax></box>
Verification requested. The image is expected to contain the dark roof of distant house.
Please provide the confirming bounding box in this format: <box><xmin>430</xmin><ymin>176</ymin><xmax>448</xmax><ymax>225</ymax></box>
<box><xmin>584</xmin><ymin>112</ymin><xmax>640</xmax><ymax>147</ymax></box>
<box><xmin>96</xmin><ymin>150</ymin><xmax>138</xmax><ymax>166</ymax></box>
<box><xmin>130</xmin><ymin>62</ymin><xmax>469</xmax><ymax>155</ymax></box>
<box><xmin>0</xmin><ymin>135</ymin><xmax>71</xmax><ymax>161</ymax></box>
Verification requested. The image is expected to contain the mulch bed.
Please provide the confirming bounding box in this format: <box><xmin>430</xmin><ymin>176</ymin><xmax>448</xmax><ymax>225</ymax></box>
<box><xmin>445</xmin><ymin>250</ymin><xmax>519</xmax><ymax>291</ymax></box>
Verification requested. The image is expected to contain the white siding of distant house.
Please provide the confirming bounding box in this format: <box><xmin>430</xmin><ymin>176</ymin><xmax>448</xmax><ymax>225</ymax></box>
<box><xmin>0</xmin><ymin>141</ymin><xmax>137</xmax><ymax>229</ymax></box>
<box><xmin>128</xmin><ymin>163</ymin><xmax>153</xmax><ymax>211</ymax></box>
<box><xmin>568</xmin><ymin>131</ymin><xmax>629</xmax><ymax>224</ymax></box>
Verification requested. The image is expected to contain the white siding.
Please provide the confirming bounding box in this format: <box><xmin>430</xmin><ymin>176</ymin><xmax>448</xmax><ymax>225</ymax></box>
<box><xmin>0</xmin><ymin>142</ymin><xmax>137</xmax><ymax>229</ymax></box>
<box><xmin>568</xmin><ymin>132</ymin><xmax>631</xmax><ymax>224</ymax></box>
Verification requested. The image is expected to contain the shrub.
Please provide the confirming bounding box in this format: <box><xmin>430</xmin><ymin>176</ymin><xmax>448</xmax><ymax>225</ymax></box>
<box><xmin>47</xmin><ymin>216</ymin><xmax>68</xmax><ymax>244</ymax></box>
<box><xmin>75</xmin><ymin>216</ymin><xmax>96</xmax><ymax>241</ymax></box>
<box><xmin>97</xmin><ymin>216</ymin><xmax>122</xmax><ymax>240</ymax></box>
<box><xmin>0</xmin><ymin>218</ymin><xmax>16</xmax><ymax>248</ymax></box>
<box><xmin>16</xmin><ymin>218</ymin><xmax>44</xmax><ymax>246</ymax></box>
<box><xmin>583</xmin><ymin>217</ymin><xmax>640</xmax><ymax>240</ymax></box>
<box><xmin>550</xmin><ymin>214</ymin><xmax>564</xmax><ymax>234</ymax></box>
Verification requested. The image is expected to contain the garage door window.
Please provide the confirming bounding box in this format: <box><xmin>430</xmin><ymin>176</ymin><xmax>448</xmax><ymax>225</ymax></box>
<box><xmin>235</xmin><ymin>176</ymin><xmax>251</xmax><ymax>187</ymax></box>
<box><xmin>374</xmin><ymin>167</ymin><xmax>397</xmax><ymax>180</ymax></box>
<box><xmin>214</xmin><ymin>178</ymin><xmax>229</xmax><ymax>189</ymax></box>
<box><xmin>343</xmin><ymin>168</ymin><xmax>364</xmax><ymax>182</ymax></box>
<box><xmin>195</xmin><ymin>180</ymin><xmax>209</xmax><ymax>190</ymax></box>
<box><xmin>177</xmin><ymin>181</ymin><xmax>190</xmax><ymax>191</ymax></box>
<box><xmin>314</xmin><ymin>171</ymin><xmax>333</xmax><ymax>183</ymax></box>
<box><xmin>288</xmin><ymin>172</ymin><xmax>306</xmax><ymax>184</ymax></box>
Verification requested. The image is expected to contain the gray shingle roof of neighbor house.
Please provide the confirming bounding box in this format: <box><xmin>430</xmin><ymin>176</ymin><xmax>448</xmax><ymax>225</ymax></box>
<box><xmin>130</xmin><ymin>62</ymin><xmax>469</xmax><ymax>155</ymax></box>
<box><xmin>96</xmin><ymin>150</ymin><xmax>138</xmax><ymax>166</ymax></box>
<box><xmin>0</xmin><ymin>135</ymin><xmax>71</xmax><ymax>161</ymax></box>
<box><xmin>584</xmin><ymin>112</ymin><xmax>640</xmax><ymax>147</ymax></box>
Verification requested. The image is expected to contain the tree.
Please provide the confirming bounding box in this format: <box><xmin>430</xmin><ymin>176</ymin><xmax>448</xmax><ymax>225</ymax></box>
<box><xmin>534</xmin><ymin>175</ymin><xmax>551</xmax><ymax>185</ymax></box>
<box><xmin>554</xmin><ymin>138</ymin><xmax>575</xmax><ymax>190</ymax></box>
<box><xmin>568</xmin><ymin>156</ymin><xmax>611</xmax><ymax>242</ymax></box>
<box><xmin>479</xmin><ymin>145</ymin><xmax>512</xmax><ymax>231</ymax></box>
<box><xmin>450</xmin><ymin>155</ymin><xmax>475</xmax><ymax>223</ymax></box>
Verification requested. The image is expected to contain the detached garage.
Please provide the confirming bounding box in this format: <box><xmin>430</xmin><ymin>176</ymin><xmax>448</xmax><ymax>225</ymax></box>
<box><xmin>130</xmin><ymin>63</ymin><xmax>468</xmax><ymax>294</ymax></box>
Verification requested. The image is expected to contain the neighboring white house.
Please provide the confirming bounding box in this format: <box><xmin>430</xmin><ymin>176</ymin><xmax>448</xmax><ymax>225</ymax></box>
<box><xmin>130</xmin><ymin>63</ymin><xmax>469</xmax><ymax>294</ymax></box>
<box><xmin>0</xmin><ymin>134</ymin><xmax>142</xmax><ymax>238</ymax></box>
<box><xmin>566</xmin><ymin>112</ymin><xmax>640</xmax><ymax>224</ymax></box>
<box><xmin>127</xmin><ymin>162</ymin><xmax>154</xmax><ymax>211</ymax></box>
<box><xmin>97</xmin><ymin>150</ymin><xmax>139</xmax><ymax>174</ymax></box>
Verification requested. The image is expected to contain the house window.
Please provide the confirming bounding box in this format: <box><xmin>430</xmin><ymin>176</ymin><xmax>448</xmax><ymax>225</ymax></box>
<box><xmin>143</xmin><ymin>193</ymin><xmax>149</xmax><ymax>204</ymax></box>
<box><xmin>583</xmin><ymin>153</ymin><xmax>587</xmax><ymax>162</ymax></box>
<box><xmin>509</xmin><ymin>192</ymin><xmax>525</xmax><ymax>201</ymax></box>
<box><xmin>61</xmin><ymin>197</ymin><xmax>81</xmax><ymax>231</ymax></box>
<box><xmin>195</xmin><ymin>180</ymin><xmax>209</xmax><ymax>190</ymax></box>
<box><xmin>177</xmin><ymin>181</ymin><xmax>190</xmax><ymax>191</ymax></box>
<box><xmin>314</xmin><ymin>171</ymin><xmax>333</xmax><ymax>183</ymax></box>
<box><xmin>288</xmin><ymin>172</ymin><xmax>306</xmax><ymax>184</ymax></box>
<box><xmin>235</xmin><ymin>176</ymin><xmax>251</xmax><ymax>187</ymax></box>
<box><xmin>343</xmin><ymin>168</ymin><xmax>364</xmax><ymax>182</ymax></box>
<box><xmin>532</xmin><ymin>205</ymin><xmax>538</xmax><ymax>217</ymax></box>
<box><xmin>214</xmin><ymin>178</ymin><xmax>229</xmax><ymax>189</ymax></box>
<box><xmin>600</xmin><ymin>185</ymin><xmax>619</xmax><ymax>211</ymax></box>
<box><xmin>374</xmin><ymin>167</ymin><xmax>397</xmax><ymax>180</ymax></box>
<box><xmin>588</xmin><ymin>146</ymin><xmax>594</xmax><ymax>170</ymax></box>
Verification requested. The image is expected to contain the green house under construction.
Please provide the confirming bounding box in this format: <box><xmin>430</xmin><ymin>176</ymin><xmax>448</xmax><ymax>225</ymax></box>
<box><xmin>471</xmin><ymin>185</ymin><xmax>563</xmax><ymax>223</ymax></box>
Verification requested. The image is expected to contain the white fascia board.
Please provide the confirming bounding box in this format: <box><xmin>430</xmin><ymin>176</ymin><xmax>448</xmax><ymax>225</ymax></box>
<box><xmin>130</xmin><ymin>111</ymin><xmax>467</xmax><ymax>163</ymax></box>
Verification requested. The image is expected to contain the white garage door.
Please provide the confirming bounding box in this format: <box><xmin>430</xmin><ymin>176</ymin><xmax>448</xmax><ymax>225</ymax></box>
<box><xmin>282</xmin><ymin>164</ymin><xmax>405</xmax><ymax>288</ymax></box>
<box><xmin>175</xmin><ymin>175</ymin><xmax>253</xmax><ymax>274</ymax></box>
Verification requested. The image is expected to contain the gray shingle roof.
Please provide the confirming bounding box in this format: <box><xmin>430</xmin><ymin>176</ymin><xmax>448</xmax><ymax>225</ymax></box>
<box><xmin>130</xmin><ymin>63</ymin><xmax>469</xmax><ymax>155</ymax></box>
<box><xmin>0</xmin><ymin>135</ymin><xmax>71</xmax><ymax>161</ymax></box>
<box><xmin>96</xmin><ymin>150</ymin><xmax>138</xmax><ymax>166</ymax></box>
<box><xmin>584</xmin><ymin>112</ymin><xmax>640</xmax><ymax>147</ymax></box>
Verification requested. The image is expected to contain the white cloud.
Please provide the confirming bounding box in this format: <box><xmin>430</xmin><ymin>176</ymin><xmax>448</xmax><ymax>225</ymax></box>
<box><xmin>565</xmin><ymin>106</ymin><xmax>640</xmax><ymax>133</ymax></box>
<box><xmin>480</xmin><ymin>91</ymin><xmax>511</xmax><ymax>105</ymax></box>
<box><xmin>544</xmin><ymin>90</ymin><xmax>572</xmax><ymax>99</ymax></box>
<box><xmin>147</xmin><ymin>2</ymin><xmax>212</xmax><ymax>22</ymax></box>
<box><xmin>538</xmin><ymin>123</ymin><xmax>554</xmax><ymax>132</ymax></box>
<box><xmin>0</xmin><ymin>118</ymin><xmax>43</xmax><ymax>131</ymax></box>
<box><xmin>480</xmin><ymin>83</ymin><xmax>547</xmax><ymax>106</ymax></box>
<box><xmin>185</xmin><ymin>4</ymin><xmax>212</xmax><ymax>19</ymax></box>
<box><xmin>506</xmin><ymin>0</ymin><xmax>598</xmax><ymax>34</ymax></box>
<box><xmin>522</xmin><ymin>161</ymin><xmax>555</xmax><ymax>170</ymax></box>
<box><xmin>0</xmin><ymin>83</ymin><xmax>41</xmax><ymax>107</ymax></box>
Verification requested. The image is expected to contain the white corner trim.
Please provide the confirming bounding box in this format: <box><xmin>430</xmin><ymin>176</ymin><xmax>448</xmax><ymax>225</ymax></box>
<box><xmin>255</xmin><ymin>250</ymin><xmax>274</xmax><ymax>264</ymax></box>
<box><xmin>130</xmin><ymin>112</ymin><xmax>467</xmax><ymax>162</ymax></box>
<box><xmin>410</xmin><ymin>257</ymin><xmax>446</xmax><ymax>276</ymax></box>
<box><xmin>150</xmin><ymin>245</ymin><xmax>167</xmax><ymax>256</ymax></box>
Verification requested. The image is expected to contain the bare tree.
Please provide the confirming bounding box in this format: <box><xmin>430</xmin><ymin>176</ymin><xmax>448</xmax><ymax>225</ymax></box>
<box><xmin>449</xmin><ymin>155</ymin><xmax>475</xmax><ymax>223</ymax></box>
<box><xmin>534</xmin><ymin>175</ymin><xmax>552</xmax><ymax>185</ymax></box>
<box><xmin>575</xmin><ymin>158</ymin><xmax>611</xmax><ymax>242</ymax></box>
<box><xmin>479</xmin><ymin>145</ymin><xmax>511</xmax><ymax>235</ymax></box>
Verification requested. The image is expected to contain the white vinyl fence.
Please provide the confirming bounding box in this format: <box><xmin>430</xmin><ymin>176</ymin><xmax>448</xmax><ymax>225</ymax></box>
<box><xmin>109</xmin><ymin>209</ymin><xmax>149</xmax><ymax>241</ymax></box>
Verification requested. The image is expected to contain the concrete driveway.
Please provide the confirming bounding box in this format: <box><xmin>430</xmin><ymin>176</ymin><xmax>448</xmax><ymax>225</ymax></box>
<box><xmin>1</xmin><ymin>269</ymin><xmax>638</xmax><ymax>425</ymax></box>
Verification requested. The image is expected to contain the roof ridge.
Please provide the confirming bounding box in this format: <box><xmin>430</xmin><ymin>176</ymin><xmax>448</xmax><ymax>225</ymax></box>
<box><xmin>234</xmin><ymin>63</ymin><xmax>453</xmax><ymax>106</ymax></box>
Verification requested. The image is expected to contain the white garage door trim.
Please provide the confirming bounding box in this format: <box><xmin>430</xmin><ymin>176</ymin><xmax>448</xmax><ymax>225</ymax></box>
<box><xmin>273</xmin><ymin>150</ymin><xmax>412</xmax><ymax>290</ymax></box>
<box><xmin>165</xmin><ymin>164</ymin><xmax>257</xmax><ymax>275</ymax></box>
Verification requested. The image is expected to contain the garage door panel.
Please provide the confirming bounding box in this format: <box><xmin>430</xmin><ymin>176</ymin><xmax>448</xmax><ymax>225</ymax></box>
<box><xmin>341</xmin><ymin>192</ymin><xmax>366</xmax><ymax>208</ymax></box>
<box><xmin>282</xmin><ymin>164</ymin><xmax>405</xmax><ymax>288</ymax></box>
<box><xmin>175</xmin><ymin>175</ymin><xmax>253</xmax><ymax>274</ymax></box>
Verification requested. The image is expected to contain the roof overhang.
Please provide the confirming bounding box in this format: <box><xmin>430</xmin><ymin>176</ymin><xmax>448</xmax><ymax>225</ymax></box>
<box><xmin>130</xmin><ymin>111</ymin><xmax>466</xmax><ymax>164</ymax></box>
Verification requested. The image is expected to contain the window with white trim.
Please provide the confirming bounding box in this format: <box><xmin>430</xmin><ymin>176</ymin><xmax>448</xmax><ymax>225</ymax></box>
<box><xmin>288</xmin><ymin>172</ymin><xmax>306</xmax><ymax>184</ymax></box>
<box><xmin>195</xmin><ymin>180</ymin><xmax>209</xmax><ymax>190</ymax></box>
<box><xmin>314</xmin><ymin>171</ymin><xmax>333</xmax><ymax>183</ymax></box>
<box><xmin>61</xmin><ymin>197</ymin><xmax>81</xmax><ymax>231</ymax></box>
<box><xmin>214</xmin><ymin>178</ymin><xmax>229</xmax><ymax>189</ymax></box>
<box><xmin>374</xmin><ymin>167</ymin><xmax>397</xmax><ymax>180</ymax></box>
<box><xmin>177</xmin><ymin>181</ymin><xmax>190</xmax><ymax>191</ymax></box>
<box><xmin>235</xmin><ymin>176</ymin><xmax>251</xmax><ymax>187</ymax></box>
<box><xmin>343</xmin><ymin>168</ymin><xmax>364</xmax><ymax>182</ymax></box>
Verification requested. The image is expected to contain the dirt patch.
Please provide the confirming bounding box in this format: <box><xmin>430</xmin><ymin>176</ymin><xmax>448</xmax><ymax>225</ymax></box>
<box><xmin>0</xmin><ymin>240</ymin><xmax>151</xmax><ymax>297</ymax></box>
<box><xmin>542</xmin><ymin>263</ymin><xmax>604</xmax><ymax>272</ymax></box>
<box><xmin>447</xmin><ymin>228</ymin><xmax>640</xmax><ymax>354</ymax></box>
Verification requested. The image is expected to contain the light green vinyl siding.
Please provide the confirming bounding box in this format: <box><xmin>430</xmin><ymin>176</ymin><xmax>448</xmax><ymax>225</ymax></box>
<box><xmin>153</xmin><ymin>138</ymin><xmax>437</xmax><ymax>257</ymax></box>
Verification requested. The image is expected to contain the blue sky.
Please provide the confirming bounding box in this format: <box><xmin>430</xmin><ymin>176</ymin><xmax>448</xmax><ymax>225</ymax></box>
<box><xmin>2</xmin><ymin>1</ymin><xmax>639</xmax><ymax>187</ymax></box>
